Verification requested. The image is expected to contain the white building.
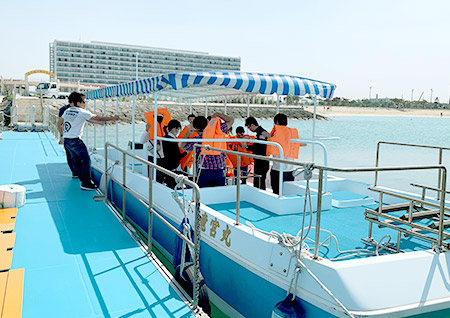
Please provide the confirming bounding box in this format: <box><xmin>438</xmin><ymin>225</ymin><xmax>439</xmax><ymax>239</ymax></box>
<box><xmin>49</xmin><ymin>40</ymin><xmax>241</xmax><ymax>85</ymax></box>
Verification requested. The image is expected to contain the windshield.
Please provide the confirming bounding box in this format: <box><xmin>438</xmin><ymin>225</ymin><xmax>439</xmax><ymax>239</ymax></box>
<box><xmin>36</xmin><ymin>83</ymin><xmax>49</xmax><ymax>90</ymax></box>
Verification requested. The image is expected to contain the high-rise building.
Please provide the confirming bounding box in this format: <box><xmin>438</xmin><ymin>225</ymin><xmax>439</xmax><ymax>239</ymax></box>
<box><xmin>49</xmin><ymin>40</ymin><xmax>241</xmax><ymax>85</ymax></box>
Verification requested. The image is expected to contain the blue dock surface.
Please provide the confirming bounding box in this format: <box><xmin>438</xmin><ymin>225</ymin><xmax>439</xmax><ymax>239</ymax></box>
<box><xmin>0</xmin><ymin>132</ymin><xmax>194</xmax><ymax>318</ymax></box>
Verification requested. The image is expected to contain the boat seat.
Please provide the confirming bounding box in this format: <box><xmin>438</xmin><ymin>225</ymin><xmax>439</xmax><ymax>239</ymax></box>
<box><xmin>0</xmin><ymin>208</ymin><xmax>17</xmax><ymax>233</ymax></box>
<box><xmin>0</xmin><ymin>268</ymin><xmax>24</xmax><ymax>318</ymax></box>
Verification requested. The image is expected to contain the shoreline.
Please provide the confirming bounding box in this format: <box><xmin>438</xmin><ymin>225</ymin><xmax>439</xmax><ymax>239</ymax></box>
<box><xmin>309</xmin><ymin>106</ymin><xmax>449</xmax><ymax>118</ymax></box>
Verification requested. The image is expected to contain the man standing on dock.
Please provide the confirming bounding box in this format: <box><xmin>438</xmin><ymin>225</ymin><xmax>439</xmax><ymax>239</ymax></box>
<box><xmin>62</xmin><ymin>92</ymin><xmax>119</xmax><ymax>190</ymax></box>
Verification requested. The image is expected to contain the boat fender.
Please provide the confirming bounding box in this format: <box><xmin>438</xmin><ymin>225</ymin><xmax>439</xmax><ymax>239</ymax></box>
<box><xmin>0</xmin><ymin>184</ymin><xmax>26</xmax><ymax>208</ymax></box>
<box><xmin>271</xmin><ymin>293</ymin><xmax>305</xmax><ymax>318</ymax></box>
<box><xmin>174</xmin><ymin>262</ymin><xmax>211</xmax><ymax>316</ymax></box>
<box><xmin>173</xmin><ymin>217</ymin><xmax>193</xmax><ymax>269</ymax></box>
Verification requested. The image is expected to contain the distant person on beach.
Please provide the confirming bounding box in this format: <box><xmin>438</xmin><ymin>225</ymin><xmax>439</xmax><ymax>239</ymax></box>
<box><xmin>182</xmin><ymin>113</ymin><xmax>234</xmax><ymax>188</ymax></box>
<box><xmin>62</xmin><ymin>92</ymin><xmax>119</xmax><ymax>191</ymax></box>
<box><xmin>245</xmin><ymin>116</ymin><xmax>271</xmax><ymax>190</ymax></box>
<box><xmin>269</xmin><ymin>113</ymin><xmax>295</xmax><ymax>195</ymax></box>
<box><xmin>58</xmin><ymin>102</ymin><xmax>78</xmax><ymax>178</ymax></box>
<box><xmin>159</xmin><ymin>119</ymin><xmax>187</xmax><ymax>188</ymax></box>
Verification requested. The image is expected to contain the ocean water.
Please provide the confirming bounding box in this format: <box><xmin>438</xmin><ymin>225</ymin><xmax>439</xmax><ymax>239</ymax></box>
<box><xmin>84</xmin><ymin>116</ymin><xmax>450</xmax><ymax>195</ymax></box>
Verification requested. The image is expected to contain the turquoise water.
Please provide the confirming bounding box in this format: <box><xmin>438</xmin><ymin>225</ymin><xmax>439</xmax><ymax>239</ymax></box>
<box><xmin>84</xmin><ymin>116</ymin><xmax>450</xmax><ymax>194</ymax></box>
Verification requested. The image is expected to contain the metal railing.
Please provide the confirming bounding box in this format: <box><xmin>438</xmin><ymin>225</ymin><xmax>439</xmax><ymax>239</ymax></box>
<box><xmin>375</xmin><ymin>142</ymin><xmax>450</xmax><ymax>199</ymax></box>
<box><xmin>190</xmin><ymin>144</ymin><xmax>448</xmax><ymax>257</ymax></box>
<box><xmin>102</xmin><ymin>142</ymin><xmax>203</xmax><ymax>311</ymax></box>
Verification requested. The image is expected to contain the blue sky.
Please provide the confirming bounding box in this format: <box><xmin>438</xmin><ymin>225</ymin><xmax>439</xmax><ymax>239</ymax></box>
<box><xmin>2</xmin><ymin>0</ymin><xmax>450</xmax><ymax>100</ymax></box>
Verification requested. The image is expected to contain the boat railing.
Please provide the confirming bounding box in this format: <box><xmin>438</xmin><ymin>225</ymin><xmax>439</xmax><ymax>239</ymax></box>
<box><xmin>102</xmin><ymin>142</ymin><xmax>204</xmax><ymax>312</ymax></box>
<box><xmin>193</xmin><ymin>144</ymin><xmax>448</xmax><ymax>256</ymax></box>
<box><xmin>375</xmin><ymin>141</ymin><xmax>450</xmax><ymax>199</ymax></box>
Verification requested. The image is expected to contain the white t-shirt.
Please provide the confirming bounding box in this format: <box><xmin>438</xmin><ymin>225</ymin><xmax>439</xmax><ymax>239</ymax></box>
<box><xmin>62</xmin><ymin>107</ymin><xmax>93</xmax><ymax>139</ymax></box>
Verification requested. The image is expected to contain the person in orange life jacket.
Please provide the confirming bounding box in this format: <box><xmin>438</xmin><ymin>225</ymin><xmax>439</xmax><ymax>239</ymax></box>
<box><xmin>245</xmin><ymin>116</ymin><xmax>271</xmax><ymax>190</ymax></box>
<box><xmin>140</xmin><ymin>115</ymin><xmax>165</xmax><ymax>163</ymax></box>
<box><xmin>181</xmin><ymin>113</ymin><xmax>234</xmax><ymax>188</ymax></box>
<box><xmin>270</xmin><ymin>113</ymin><xmax>295</xmax><ymax>195</ymax></box>
<box><xmin>228</xmin><ymin>126</ymin><xmax>254</xmax><ymax>184</ymax></box>
<box><xmin>158</xmin><ymin>119</ymin><xmax>187</xmax><ymax>189</ymax></box>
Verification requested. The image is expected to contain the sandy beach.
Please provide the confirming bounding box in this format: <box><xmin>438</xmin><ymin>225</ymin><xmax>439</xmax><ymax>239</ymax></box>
<box><xmin>310</xmin><ymin>105</ymin><xmax>449</xmax><ymax>118</ymax></box>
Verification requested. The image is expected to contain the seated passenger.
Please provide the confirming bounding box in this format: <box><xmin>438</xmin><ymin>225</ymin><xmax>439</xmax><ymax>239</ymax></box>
<box><xmin>181</xmin><ymin>113</ymin><xmax>234</xmax><ymax>188</ymax></box>
<box><xmin>228</xmin><ymin>126</ymin><xmax>254</xmax><ymax>184</ymax></box>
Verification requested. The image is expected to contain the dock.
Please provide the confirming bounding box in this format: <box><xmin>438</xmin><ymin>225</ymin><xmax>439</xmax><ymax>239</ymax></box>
<box><xmin>0</xmin><ymin>131</ymin><xmax>197</xmax><ymax>317</ymax></box>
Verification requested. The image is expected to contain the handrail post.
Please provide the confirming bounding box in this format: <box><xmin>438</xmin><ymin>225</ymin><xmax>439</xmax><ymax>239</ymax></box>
<box><xmin>148</xmin><ymin>166</ymin><xmax>153</xmax><ymax>253</ymax></box>
<box><xmin>105</xmin><ymin>143</ymin><xmax>109</xmax><ymax>199</ymax></box>
<box><xmin>122</xmin><ymin>152</ymin><xmax>126</xmax><ymax>219</ymax></box>
<box><xmin>313</xmin><ymin>169</ymin><xmax>324</xmax><ymax>259</ymax></box>
<box><xmin>193</xmin><ymin>186</ymin><xmax>201</xmax><ymax>310</ymax></box>
<box><xmin>437</xmin><ymin>167</ymin><xmax>447</xmax><ymax>247</ymax></box>
<box><xmin>374</xmin><ymin>142</ymin><xmax>381</xmax><ymax>186</ymax></box>
<box><xmin>438</xmin><ymin>148</ymin><xmax>443</xmax><ymax>200</ymax></box>
<box><xmin>236</xmin><ymin>155</ymin><xmax>241</xmax><ymax>225</ymax></box>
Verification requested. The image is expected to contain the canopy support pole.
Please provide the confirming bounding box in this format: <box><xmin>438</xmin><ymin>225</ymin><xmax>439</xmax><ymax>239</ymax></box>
<box><xmin>205</xmin><ymin>100</ymin><xmax>208</xmax><ymax>117</ymax></box>
<box><xmin>103</xmin><ymin>96</ymin><xmax>106</xmax><ymax>148</ymax></box>
<box><xmin>85</xmin><ymin>100</ymin><xmax>89</xmax><ymax>150</ymax></box>
<box><xmin>153</xmin><ymin>94</ymin><xmax>158</xmax><ymax>181</ymax></box>
<box><xmin>247</xmin><ymin>96</ymin><xmax>250</xmax><ymax>118</ymax></box>
<box><xmin>276</xmin><ymin>93</ymin><xmax>280</xmax><ymax>114</ymax></box>
<box><xmin>312</xmin><ymin>96</ymin><xmax>318</xmax><ymax>162</ymax></box>
<box><xmin>189</xmin><ymin>101</ymin><xmax>192</xmax><ymax>114</ymax></box>
<box><xmin>132</xmin><ymin>95</ymin><xmax>136</xmax><ymax>172</ymax></box>
<box><xmin>115</xmin><ymin>99</ymin><xmax>119</xmax><ymax>147</ymax></box>
<box><xmin>93</xmin><ymin>100</ymin><xmax>97</xmax><ymax>150</ymax></box>
<box><xmin>224</xmin><ymin>96</ymin><xmax>227</xmax><ymax>114</ymax></box>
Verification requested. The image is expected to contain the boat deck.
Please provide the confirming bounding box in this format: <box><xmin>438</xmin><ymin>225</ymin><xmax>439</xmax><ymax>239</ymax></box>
<box><xmin>209</xmin><ymin>198</ymin><xmax>435</xmax><ymax>260</ymax></box>
<box><xmin>0</xmin><ymin>132</ymin><xmax>194</xmax><ymax>318</ymax></box>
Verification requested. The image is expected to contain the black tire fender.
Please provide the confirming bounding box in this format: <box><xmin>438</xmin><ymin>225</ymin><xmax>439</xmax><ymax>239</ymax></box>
<box><xmin>174</xmin><ymin>262</ymin><xmax>211</xmax><ymax>316</ymax></box>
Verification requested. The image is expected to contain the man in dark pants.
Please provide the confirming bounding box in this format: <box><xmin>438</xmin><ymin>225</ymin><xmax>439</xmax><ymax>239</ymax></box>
<box><xmin>245</xmin><ymin>117</ymin><xmax>271</xmax><ymax>190</ymax></box>
<box><xmin>62</xmin><ymin>92</ymin><xmax>119</xmax><ymax>190</ymax></box>
<box><xmin>58</xmin><ymin>103</ymin><xmax>79</xmax><ymax>178</ymax></box>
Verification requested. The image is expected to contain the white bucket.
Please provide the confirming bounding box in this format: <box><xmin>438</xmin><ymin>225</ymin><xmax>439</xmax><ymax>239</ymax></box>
<box><xmin>0</xmin><ymin>184</ymin><xmax>26</xmax><ymax>208</ymax></box>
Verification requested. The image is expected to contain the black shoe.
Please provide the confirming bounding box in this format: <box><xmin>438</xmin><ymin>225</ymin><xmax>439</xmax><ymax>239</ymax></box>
<box><xmin>80</xmin><ymin>183</ymin><xmax>97</xmax><ymax>191</ymax></box>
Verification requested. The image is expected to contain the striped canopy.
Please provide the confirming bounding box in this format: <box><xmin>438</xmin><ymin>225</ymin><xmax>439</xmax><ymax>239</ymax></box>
<box><xmin>85</xmin><ymin>71</ymin><xmax>336</xmax><ymax>102</ymax></box>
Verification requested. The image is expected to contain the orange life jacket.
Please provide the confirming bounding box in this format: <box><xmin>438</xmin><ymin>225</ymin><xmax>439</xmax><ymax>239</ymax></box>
<box><xmin>225</xmin><ymin>156</ymin><xmax>235</xmax><ymax>177</ymax></box>
<box><xmin>144</xmin><ymin>108</ymin><xmax>171</xmax><ymax>139</ymax></box>
<box><xmin>200</xmin><ymin>118</ymin><xmax>227</xmax><ymax>155</ymax></box>
<box><xmin>227</xmin><ymin>135</ymin><xmax>255</xmax><ymax>167</ymax></box>
<box><xmin>266</xmin><ymin>125</ymin><xmax>301</xmax><ymax>159</ymax></box>
<box><xmin>178</xmin><ymin>125</ymin><xmax>199</xmax><ymax>170</ymax></box>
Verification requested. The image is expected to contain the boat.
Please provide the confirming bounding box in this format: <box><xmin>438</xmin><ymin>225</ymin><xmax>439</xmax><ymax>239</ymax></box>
<box><xmin>78</xmin><ymin>71</ymin><xmax>450</xmax><ymax>317</ymax></box>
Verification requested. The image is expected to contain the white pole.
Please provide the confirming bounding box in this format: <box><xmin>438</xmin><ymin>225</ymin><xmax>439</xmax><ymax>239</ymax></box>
<box><xmin>205</xmin><ymin>100</ymin><xmax>208</xmax><ymax>117</ymax></box>
<box><xmin>189</xmin><ymin>101</ymin><xmax>192</xmax><ymax>114</ymax></box>
<box><xmin>93</xmin><ymin>100</ymin><xmax>97</xmax><ymax>149</ymax></box>
<box><xmin>153</xmin><ymin>94</ymin><xmax>158</xmax><ymax>181</ymax></box>
<box><xmin>247</xmin><ymin>95</ymin><xmax>250</xmax><ymax>118</ymax></box>
<box><xmin>369</xmin><ymin>86</ymin><xmax>372</xmax><ymax>100</ymax></box>
<box><xmin>85</xmin><ymin>100</ymin><xmax>89</xmax><ymax>149</ymax></box>
<box><xmin>411</xmin><ymin>89</ymin><xmax>414</xmax><ymax>102</ymax></box>
<box><xmin>132</xmin><ymin>95</ymin><xmax>136</xmax><ymax>172</ymax></box>
<box><xmin>312</xmin><ymin>96</ymin><xmax>318</xmax><ymax>162</ymax></box>
<box><xmin>224</xmin><ymin>96</ymin><xmax>227</xmax><ymax>114</ymax></box>
<box><xmin>115</xmin><ymin>99</ymin><xmax>119</xmax><ymax>147</ymax></box>
<box><xmin>430</xmin><ymin>89</ymin><xmax>434</xmax><ymax>103</ymax></box>
<box><xmin>103</xmin><ymin>96</ymin><xmax>106</xmax><ymax>148</ymax></box>
<box><xmin>276</xmin><ymin>93</ymin><xmax>280</xmax><ymax>114</ymax></box>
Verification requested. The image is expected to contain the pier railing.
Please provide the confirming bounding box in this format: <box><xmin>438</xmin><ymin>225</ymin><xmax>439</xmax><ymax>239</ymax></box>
<box><xmin>102</xmin><ymin>142</ymin><xmax>204</xmax><ymax>313</ymax></box>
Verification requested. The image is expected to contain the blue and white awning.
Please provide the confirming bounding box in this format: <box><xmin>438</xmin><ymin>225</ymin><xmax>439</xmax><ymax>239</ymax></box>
<box><xmin>85</xmin><ymin>71</ymin><xmax>336</xmax><ymax>101</ymax></box>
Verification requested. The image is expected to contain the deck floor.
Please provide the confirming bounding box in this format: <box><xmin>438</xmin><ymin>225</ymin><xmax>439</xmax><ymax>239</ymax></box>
<box><xmin>0</xmin><ymin>132</ymin><xmax>193</xmax><ymax>318</ymax></box>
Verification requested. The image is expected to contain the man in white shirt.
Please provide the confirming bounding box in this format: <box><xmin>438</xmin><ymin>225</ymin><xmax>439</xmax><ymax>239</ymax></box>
<box><xmin>62</xmin><ymin>92</ymin><xmax>119</xmax><ymax>190</ymax></box>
